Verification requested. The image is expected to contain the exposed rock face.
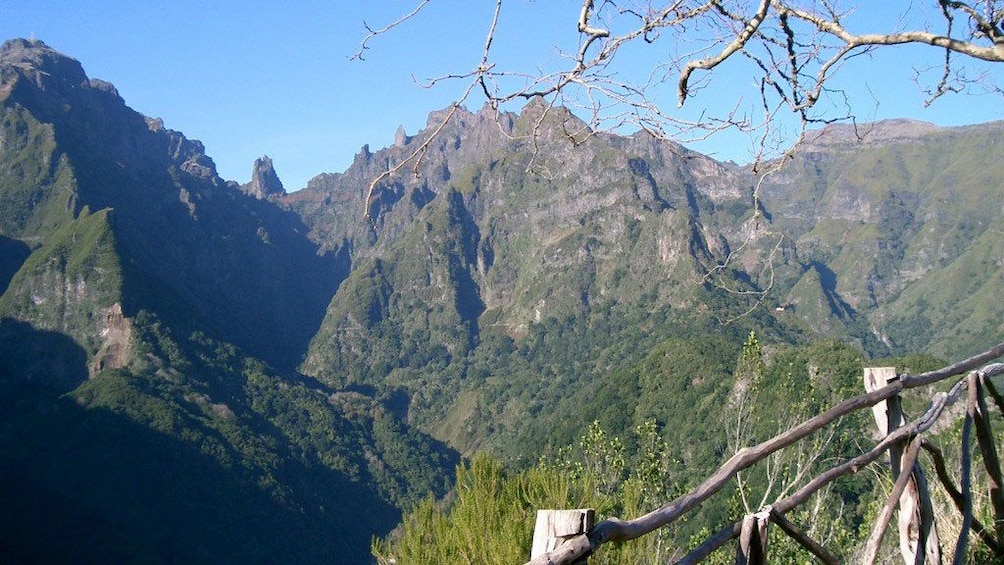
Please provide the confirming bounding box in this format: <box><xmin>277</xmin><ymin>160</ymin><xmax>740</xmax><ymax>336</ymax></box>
<box><xmin>394</xmin><ymin>125</ymin><xmax>408</xmax><ymax>147</ymax></box>
<box><xmin>291</xmin><ymin>101</ymin><xmax>752</xmax><ymax>387</ymax></box>
<box><xmin>0</xmin><ymin>38</ymin><xmax>88</xmax><ymax>98</ymax></box>
<box><xmin>290</xmin><ymin>96</ymin><xmax>1004</xmax><ymax>399</ymax></box>
<box><xmin>90</xmin><ymin>302</ymin><xmax>132</xmax><ymax>375</ymax></box>
<box><xmin>242</xmin><ymin>155</ymin><xmax>286</xmax><ymax>200</ymax></box>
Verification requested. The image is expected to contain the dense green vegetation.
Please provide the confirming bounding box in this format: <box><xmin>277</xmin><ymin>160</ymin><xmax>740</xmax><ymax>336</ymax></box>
<box><xmin>375</xmin><ymin>335</ymin><xmax>1003</xmax><ymax>563</ymax></box>
<box><xmin>0</xmin><ymin>311</ymin><xmax>457</xmax><ymax>563</ymax></box>
<box><xmin>0</xmin><ymin>105</ymin><xmax>78</xmax><ymax>239</ymax></box>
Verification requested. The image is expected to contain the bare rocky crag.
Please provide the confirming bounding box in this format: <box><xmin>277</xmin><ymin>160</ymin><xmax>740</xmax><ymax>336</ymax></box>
<box><xmin>242</xmin><ymin>154</ymin><xmax>286</xmax><ymax>201</ymax></box>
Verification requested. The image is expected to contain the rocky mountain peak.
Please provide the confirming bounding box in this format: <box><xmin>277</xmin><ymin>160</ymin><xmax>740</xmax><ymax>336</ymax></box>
<box><xmin>803</xmin><ymin>118</ymin><xmax>940</xmax><ymax>148</ymax></box>
<box><xmin>0</xmin><ymin>38</ymin><xmax>88</xmax><ymax>96</ymax></box>
<box><xmin>394</xmin><ymin>125</ymin><xmax>409</xmax><ymax>147</ymax></box>
<box><xmin>243</xmin><ymin>155</ymin><xmax>286</xmax><ymax>200</ymax></box>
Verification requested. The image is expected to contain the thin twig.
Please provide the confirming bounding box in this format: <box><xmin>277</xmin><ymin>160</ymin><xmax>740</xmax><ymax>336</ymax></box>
<box><xmin>350</xmin><ymin>0</ymin><xmax>431</xmax><ymax>61</ymax></box>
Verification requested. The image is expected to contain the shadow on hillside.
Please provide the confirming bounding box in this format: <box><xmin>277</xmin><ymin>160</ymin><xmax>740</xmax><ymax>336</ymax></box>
<box><xmin>0</xmin><ymin>236</ymin><xmax>30</xmax><ymax>296</ymax></box>
<box><xmin>0</xmin><ymin>318</ymin><xmax>88</xmax><ymax>398</ymax></box>
<box><xmin>0</xmin><ymin>324</ymin><xmax>401</xmax><ymax>564</ymax></box>
<box><xmin>810</xmin><ymin>261</ymin><xmax>857</xmax><ymax>320</ymax></box>
<box><xmin>0</xmin><ymin>399</ymin><xmax>399</xmax><ymax>564</ymax></box>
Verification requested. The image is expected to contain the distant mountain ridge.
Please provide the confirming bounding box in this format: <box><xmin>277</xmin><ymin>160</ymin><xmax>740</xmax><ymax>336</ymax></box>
<box><xmin>283</xmin><ymin>98</ymin><xmax>1004</xmax><ymax>456</ymax></box>
<box><xmin>1</xmin><ymin>38</ymin><xmax>1002</xmax><ymax>562</ymax></box>
<box><xmin>757</xmin><ymin>119</ymin><xmax>1004</xmax><ymax>356</ymax></box>
<box><xmin>287</xmin><ymin>103</ymin><xmax>1004</xmax><ymax>366</ymax></box>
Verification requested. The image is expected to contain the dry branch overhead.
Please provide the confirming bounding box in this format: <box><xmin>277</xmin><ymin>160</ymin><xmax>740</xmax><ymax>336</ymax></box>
<box><xmin>350</xmin><ymin>0</ymin><xmax>431</xmax><ymax>62</ymax></box>
<box><xmin>677</xmin><ymin>0</ymin><xmax>772</xmax><ymax>106</ymax></box>
<box><xmin>355</xmin><ymin>0</ymin><xmax>1004</xmax><ymax>190</ymax></box>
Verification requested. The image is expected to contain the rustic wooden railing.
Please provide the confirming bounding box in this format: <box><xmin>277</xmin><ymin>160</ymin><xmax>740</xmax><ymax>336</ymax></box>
<box><xmin>527</xmin><ymin>341</ymin><xmax>1004</xmax><ymax>564</ymax></box>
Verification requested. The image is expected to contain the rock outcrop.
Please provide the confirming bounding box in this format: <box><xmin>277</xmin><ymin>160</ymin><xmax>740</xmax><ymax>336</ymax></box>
<box><xmin>242</xmin><ymin>155</ymin><xmax>286</xmax><ymax>200</ymax></box>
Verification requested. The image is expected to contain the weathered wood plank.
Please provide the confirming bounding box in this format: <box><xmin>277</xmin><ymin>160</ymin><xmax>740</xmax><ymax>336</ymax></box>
<box><xmin>530</xmin><ymin>509</ymin><xmax>595</xmax><ymax>561</ymax></box>
<box><xmin>954</xmin><ymin>374</ymin><xmax>977</xmax><ymax>565</ymax></box>
<box><xmin>973</xmin><ymin>374</ymin><xmax>1004</xmax><ymax>543</ymax></box>
<box><xmin>864</xmin><ymin>367</ymin><xmax>941</xmax><ymax>565</ymax></box>
<box><xmin>735</xmin><ymin>510</ymin><xmax>769</xmax><ymax>565</ymax></box>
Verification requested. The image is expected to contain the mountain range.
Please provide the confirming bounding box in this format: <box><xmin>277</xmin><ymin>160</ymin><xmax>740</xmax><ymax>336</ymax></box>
<box><xmin>1</xmin><ymin>38</ymin><xmax>1001</xmax><ymax>562</ymax></box>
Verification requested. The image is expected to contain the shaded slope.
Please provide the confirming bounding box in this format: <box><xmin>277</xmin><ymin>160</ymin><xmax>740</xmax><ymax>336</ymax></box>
<box><xmin>0</xmin><ymin>317</ymin><xmax>457</xmax><ymax>563</ymax></box>
<box><xmin>0</xmin><ymin>39</ymin><xmax>459</xmax><ymax>564</ymax></box>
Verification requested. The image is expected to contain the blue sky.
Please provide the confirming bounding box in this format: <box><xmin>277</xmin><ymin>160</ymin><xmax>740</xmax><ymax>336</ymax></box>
<box><xmin>3</xmin><ymin>1</ymin><xmax>1002</xmax><ymax>191</ymax></box>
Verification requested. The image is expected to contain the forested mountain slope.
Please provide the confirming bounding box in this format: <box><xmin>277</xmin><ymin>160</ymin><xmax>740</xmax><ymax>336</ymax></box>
<box><xmin>0</xmin><ymin>39</ymin><xmax>454</xmax><ymax>563</ymax></box>
<box><xmin>287</xmin><ymin>99</ymin><xmax>1003</xmax><ymax>458</ymax></box>
<box><xmin>757</xmin><ymin>119</ymin><xmax>1004</xmax><ymax>358</ymax></box>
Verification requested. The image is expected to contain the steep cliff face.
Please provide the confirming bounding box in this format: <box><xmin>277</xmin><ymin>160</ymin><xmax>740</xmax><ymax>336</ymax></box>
<box><xmin>0</xmin><ymin>38</ymin><xmax>345</xmax><ymax>371</ymax></box>
<box><xmin>293</xmin><ymin>102</ymin><xmax>756</xmax><ymax>385</ymax></box>
<box><xmin>288</xmin><ymin>100</ymin><xmax>786</xmax><ymax>456</ymax></box>
<box><xmin>288</xmin><ymin>103</ymin><xmax>1004</xmax><ymax>450</ymax></box>
<box><xmin>757</xmin><ymin>119</ymin><xmax>1004</xmax><ymax>357</ymax></box>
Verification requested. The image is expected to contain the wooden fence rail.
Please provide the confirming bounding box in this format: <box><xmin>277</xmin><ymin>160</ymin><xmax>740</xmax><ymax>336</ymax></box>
<box><xmin>526</xmin><ymin>342</ymin><xmax>1004</xmax><ymax>564</ymax></box>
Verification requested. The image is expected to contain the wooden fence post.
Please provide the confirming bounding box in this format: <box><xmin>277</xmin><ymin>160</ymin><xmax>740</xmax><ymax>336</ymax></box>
<box><xmin>735</xmin><ymin>508</ymin><xmax>770</xmax><ymax>565</ymax></box>
<box><xmin>531</xmin><ymin>509</ymin><xmax>594</xmax><ymax>563</ymax></box>
<box><xmin>864</xmin><ymin>367</ymin><xmax>942</xmax><ymax>564</ymax></box>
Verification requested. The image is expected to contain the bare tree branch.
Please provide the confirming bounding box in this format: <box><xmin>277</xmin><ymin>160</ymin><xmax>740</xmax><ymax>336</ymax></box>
<box><xmin>350</xmin><ymin>0</ymin><xmax>431</xmax><ymax>61</ymax></box>
<box><xmin>678</xmin><ymin>0</ymin><xmax>773</xmax><ymax>106</ymax></box>
<box><xmin>781</xmin><ymin>4</ymin><xmax>1004</xmax><ymax>62</ymax></box>
<box><xmin>357</xmin><ymin>1</ymin><xmax>1004</xmax><ymax>190</ymax></box>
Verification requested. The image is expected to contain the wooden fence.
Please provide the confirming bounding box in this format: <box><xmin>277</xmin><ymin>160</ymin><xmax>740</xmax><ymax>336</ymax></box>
<box><xmin>527</xmin><ymin>341</ymin><xmax>1004</xmax><ymax>564</ymax></box>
